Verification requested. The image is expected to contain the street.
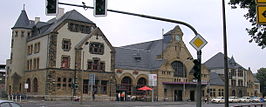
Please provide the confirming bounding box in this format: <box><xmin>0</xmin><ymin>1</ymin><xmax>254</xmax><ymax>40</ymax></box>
<box><xmin>18</xmin><ymin>100</ymin><xmax>266</xmax><ymax>107</ymax></box>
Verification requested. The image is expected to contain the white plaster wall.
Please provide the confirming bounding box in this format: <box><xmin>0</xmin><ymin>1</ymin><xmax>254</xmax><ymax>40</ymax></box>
<box><xmin>26</xmin><ymin>36</ymin><xmax>48</xmax><ymax>69</ymax></box>
<box><xmin>81</xmin><ymin>35</ymin><xmax>112</xmax><ymax>72</ymax></box>
<box><xmin>56</xmin><ymin>23</ymin><xmax>113</xmax><ymax>72</ymax></box>
<box><xmin>56</xmin><ymin>23</ymin><xmax>87</xmax><ymax>69</ymax></box>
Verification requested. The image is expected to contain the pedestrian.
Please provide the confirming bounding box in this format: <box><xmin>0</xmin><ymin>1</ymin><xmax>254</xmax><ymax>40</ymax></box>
<box><xmin>117</xmin><ymin>92</ymin><xmax>121</xmax><ymax>101</ymax></box>
<box><xmin>92</xmin><ymin>91</ymin><xmax>95</xmax><ymax>101</ymax></box>
<box><xmin>121</xmin><ymin>92</ymin><xmax>125</xmax><ymax>101</ymax></box>
<box><xmin>204</xmin><ymin>96</ymin><xmax>208</xmax><ymax>103</ymax></box>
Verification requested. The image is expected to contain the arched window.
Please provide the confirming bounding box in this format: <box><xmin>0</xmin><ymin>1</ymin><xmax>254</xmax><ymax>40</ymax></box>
<box><xmin>26</xmin><ymin>78</ymin><xmax>31</xmax><ymax>92</ymax></box>
<box><xmin>137</xmin><ymin>78</ymin><xmax>147</xmax><ymax>88</ymax></box>
<box><xmin>171</xmin><ymin>61</ymin><xmax>186</xmax><ymax>77</ymax></box>
<box><xmin>33</xmin><ymin>78</ymin><xmax>38</xmax><ymax>92</ymax></box>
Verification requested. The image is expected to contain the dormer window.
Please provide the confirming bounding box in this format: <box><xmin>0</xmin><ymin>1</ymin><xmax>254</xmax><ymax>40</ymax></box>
<box><xmin>134</xmin><ymin>54</ymin><xmax>141</xmax><ymax>62</ymax></box>
<box><xmin>89</xmin><ymin>42</ymin><xmax>104</xmax><ymax>55</ymax></box>
<box><xmin>68</xmin><ymin>23</ymin><xmax>92</xmax><ymax>34</ymax></box>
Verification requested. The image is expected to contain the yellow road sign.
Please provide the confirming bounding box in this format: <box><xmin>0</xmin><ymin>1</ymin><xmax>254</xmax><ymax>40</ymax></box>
<box><xmin>189</xmin><ymin>34</ymin><xmax>207</xmax><ymax>51</ymax></box>
<box><xmin>257</xmin><ymin>5</ymin><xmax>266</xmax><ymax>25</ymax></box>
<box><xmin>257</xmin><ymin>0</ymin><xmax>266</xmax><ymax>4</ymax></box>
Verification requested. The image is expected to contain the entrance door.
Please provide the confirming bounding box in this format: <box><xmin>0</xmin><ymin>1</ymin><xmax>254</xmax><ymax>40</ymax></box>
<box><xmin>190</xmin><ymin>90</ymin><xmax>195</xmax><ymax>101</ymax></box>
<box><xmin>174</xmin><ymin>90</ymin><xmax>183</xmax><ymax>101</ymax></box>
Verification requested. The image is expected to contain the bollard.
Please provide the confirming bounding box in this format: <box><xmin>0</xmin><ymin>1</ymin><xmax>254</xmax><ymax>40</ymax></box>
<box><xmin>8</xmin><ymin>95</ymin><xmax>10</xmax><ymax>100</ymax></box>
<box><xmin>19</xmin><ymin>95</ymin><xmax>22</xmax><ymax>102</ymax></box>
<box><xmin>11</xmin><ymin>95</ymin><xmax>13</xmax><ymax>101</ymax></box>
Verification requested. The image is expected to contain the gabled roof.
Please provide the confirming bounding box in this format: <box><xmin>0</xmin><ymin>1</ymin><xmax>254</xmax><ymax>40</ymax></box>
<box><xmin>115</xmin><ymin>39</ymin><xmax>165</xmax><ymax>70</ymax></box>
<box><xmin>12</xmin><ymin>10</ymin><xmax>33</xmax><ymax>29</ymax></box>
<box><xmin>27</xmin><ymin>9</ymin><xmax>96</xmax><ymax>40</ymax></box>
<box><xmin>209</xmin><ymin>72</ymin><xmax>224</xmax><ymax>86</ymax></box>
<box><xmin>204</xmin><ymin>52</ymin><xmax>244</xmax><ymax>70</ymax></box>
<box><xmin>115</xmin><ymin>25</ymin><xmax>188</xmax><ymax>71</ymax></box>
<box><xmin>75</xmin><ymin>27</ymin><xmax>115</xmax><ymax>53</ymax></box>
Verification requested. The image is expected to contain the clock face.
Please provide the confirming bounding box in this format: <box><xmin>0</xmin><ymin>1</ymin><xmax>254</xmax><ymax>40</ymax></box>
<box><xmin>175</xmin><ymin>35</ymin><xmax>180</xmax><ymax>41</ymax></box>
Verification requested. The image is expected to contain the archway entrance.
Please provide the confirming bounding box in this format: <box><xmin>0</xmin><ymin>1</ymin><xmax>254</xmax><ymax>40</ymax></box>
<box><xmin>121</xmin><ymin>76</ymin><xmax>132</xmax><ymax>95</ymax></box>
<box><xmin>238</xmin><ymin>90</ymin><xmax>242</xmax><ymax>97</ymax></box>
<box><xmin>137</xmin><ymin>78</ymin><xmax>147</xmax><ymax>88</ymax></box>
<box><xmin>136</xmin><ymin>78</ymin><xmax>147</xmax><ymax>99</ymax></box>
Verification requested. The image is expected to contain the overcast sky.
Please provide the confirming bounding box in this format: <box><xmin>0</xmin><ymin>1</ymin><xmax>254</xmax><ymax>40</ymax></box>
<box><xmin>0</xmin><ymin>0</ymin><xmax>265</xmax><ymax>72</ymax></box>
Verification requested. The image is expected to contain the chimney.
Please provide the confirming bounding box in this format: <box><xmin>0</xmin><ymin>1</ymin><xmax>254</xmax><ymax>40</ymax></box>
<box><xmin>56</xmin><ymin>8</ymin><xmax>64</xmax><ymax>19</ymax></box>
<box><xmin>35</xmin><ymin>17</ymin><xmax>40</xmax><ymax>24</ymax></box>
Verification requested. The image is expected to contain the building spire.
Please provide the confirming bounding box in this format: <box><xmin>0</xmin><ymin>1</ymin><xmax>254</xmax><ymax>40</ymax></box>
<box><xmin>23</xmin><ymin>4</ymin><xmax>25</xmax><ymax>10</ymax></box>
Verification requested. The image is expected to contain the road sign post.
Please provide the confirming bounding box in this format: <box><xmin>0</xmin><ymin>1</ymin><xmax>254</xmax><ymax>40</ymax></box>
<box><xmin>256</xmin><ymin>0</ymin><xmax>266</xmax><ymax>25</ymax></box>
<box><xmin>190</xmin><ymin>34</ymin><xmax>207</xmax><ymax>107</ymax></box>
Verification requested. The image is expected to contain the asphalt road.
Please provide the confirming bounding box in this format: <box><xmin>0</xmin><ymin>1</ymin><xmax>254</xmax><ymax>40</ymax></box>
<box><xmin>18</xmin><ymin>100</ymin><xmax>266</xmax><ymax>107</ymax></box>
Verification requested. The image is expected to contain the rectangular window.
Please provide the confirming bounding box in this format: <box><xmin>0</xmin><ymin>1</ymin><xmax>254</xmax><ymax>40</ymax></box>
<box><xmin>231</xmin><ymin>69</ymin><xmax>236</xmax><ymax>76</ymax></box>
<box><xmin>31</xmin><ymin>45</ymin><xmax>33</xmax><ymax>54</ymax></box>
<box><xmin>36</xmin><ymin>58</ymin><xmax>40</xmax><ymax>69</ymax></box>
<box><xmin>34</xmin><ymin>44</ymin><xmax>37</xmax><ymax>53</ymax></box>
<box><xmin>68</xmin><ymin>78</ymin><xmax>72</xmax><ymax>88</ymax></box>
<box><xmin>27</xmin><ymin>60</ymin><xmax>30</xmax><ymax>70</ymax></box>
<box><xmin>61</xmin><ymin>56</ymin><xmax>70</xmax><ymax>68</ymax></box>
<box><xmin>100</xmin><ymin>62</ymin><xmax>105</xmax><ymax>71</ymax></box>
<box><xmin>89</xmin><ymin>42</ymin><xmax>104</xmax><ymax>55</ymax></box>
<box><xmin>83</xmin><ymin>80</ymin><xmax>88</xmax><ymax>94</ymax></box>
<box><xmin>57</xmin><ymin>78</ymin><xmax>61</xmax><ymax>88</ymax></box>
<box><xmin>101</xmin><ymin>81</ymin><xmax>107</xmax><ymax>94</ymax></box>
<box><xmin>34</xmin><ymin>42</ymin><xmax>40</xmax><ymax>53</ymax></box>
<box><xmin>27</xmin><ymin>32</ymin><xmax>31</xmax><ymax>38</ymax></box>
<box><xmin>29</xmin><ymin>59</ymin><xmax>32</xmax><ymax>70</ymax></box>
<box><xmin>238</xmin><ymin>70</ymin><xmax>243</xmax><ymax>77</ymax></box>
<box><xmin>21</xmin><ymin>31</ymin><xmax>24</xmax><ymax>37</ymax></box>
<box><xmin>93</xmin><ymin>59</ymin><xmax>99</xmax><ymax>70</ymax></box>
<box><xmin>62</xmin><ymin>39</ymin><xmax>71</xmax><ymax>51</ymax></box>
<box><xmin>87</xmin><ymin>61</ymin><xmax>92</xmax><ymax>70</ymax></box>
<box><xmin>15</xmin><ymin>31</ymin><xmax>18</xmax><ymax>37</ymax></box>
<box><xmin>231</xmin><ymin>80</ymin><xmax>236</xmax><ymax>86</ymax></box>
<box><xmin>33</xmin><ymin>58</ymin><xmax>36</xmax><ymax>70</ymax></box>
<box><xmin>27</xmin><ymin>45</ymin><xmax>31</xmax><ymax>55</ymax></box>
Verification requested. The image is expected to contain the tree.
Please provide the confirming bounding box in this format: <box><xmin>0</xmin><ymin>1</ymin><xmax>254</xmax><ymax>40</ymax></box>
<box><xmin>229</xmin><ymin>0</ymin><xmax>266</xmax><ymax>49</ymax></box>
<box><xmin>256</xmin><ymin>68</ymin><xmax>266</xmax><ymax>96</ymax></box>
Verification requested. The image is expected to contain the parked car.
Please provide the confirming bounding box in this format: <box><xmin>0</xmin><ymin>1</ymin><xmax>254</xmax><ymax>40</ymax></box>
<box><xmin>239</xmin><ymin>96</ymin><xmax>251</xmax><ymax>103</ymax></box>
<box><xmin>0</xmin><ymin>100</ymin><xmax>21</xmax><ymax>107</ymax></box>
<box><xmin>211</xmin><ymin>97</ymin><xmax>225</xmax><ymax>103</ymax></box>
<box><xmin>250</xmin><ymin>96</ymin><xmax>260</xmax><ymax>103</ymax></box>
<box><xmin>229</xmin><ymin>96</ymin><xmax>240</xmax><ymax>103</ymax></box>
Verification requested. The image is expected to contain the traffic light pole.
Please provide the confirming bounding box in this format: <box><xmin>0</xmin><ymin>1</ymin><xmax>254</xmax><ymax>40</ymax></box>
<box><xmin>222</xmin><ymin>0</ymin><xmax>229</xmax><ymax>106</ymax></box>
<box><xmin>58</xmin><ymin>2</ymin><xmax>198</xmax><ymax>36</ymax></box>
<box><xmin>196</xmin><ymin>51</ymin><xmax>202</xmax><ymax>107</ymax></box>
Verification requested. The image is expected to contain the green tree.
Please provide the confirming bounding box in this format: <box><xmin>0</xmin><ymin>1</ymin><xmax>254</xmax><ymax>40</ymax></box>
<box><xmin>256</xmin><ymin>68</ymin><xmax>266</xmax><ymax>96</ymax></box>
<box><xmin>229</xmin><ymin>0</ymin><xmax>266</xmax><ymax>48</ymax></box>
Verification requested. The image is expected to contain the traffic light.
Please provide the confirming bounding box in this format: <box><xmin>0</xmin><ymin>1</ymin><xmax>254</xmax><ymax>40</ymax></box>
<box><xmin>46</xmin><ymin>0</ymin><xmax>58</xmax><ymax>15</ymax></box>
<box><xmin>94</xmin><ymin>0</ymin><xmax>107</xmax><ymax>17</ymax></box>
<box><xmin>72</xmin><ymin>83</ymin><xmax>79</xmax><ymax>89</ymax></box>
<box><xmin>193</xmin><ymin>59</ymin><xmax>201</xmax><ymax>80</ymax></box>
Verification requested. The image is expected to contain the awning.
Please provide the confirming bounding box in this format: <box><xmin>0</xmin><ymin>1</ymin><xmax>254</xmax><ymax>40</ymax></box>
<box><xmin>162</xmin><ymin>82</ymin><xmax>208</xmax><ymax>85</ymax></box>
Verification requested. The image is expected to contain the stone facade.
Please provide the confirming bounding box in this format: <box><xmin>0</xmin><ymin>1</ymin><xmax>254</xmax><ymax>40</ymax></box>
<box><xmin>6</xmin><ymin>9</ymin><xmax>260</xmax><ymax>102</ymax></box>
